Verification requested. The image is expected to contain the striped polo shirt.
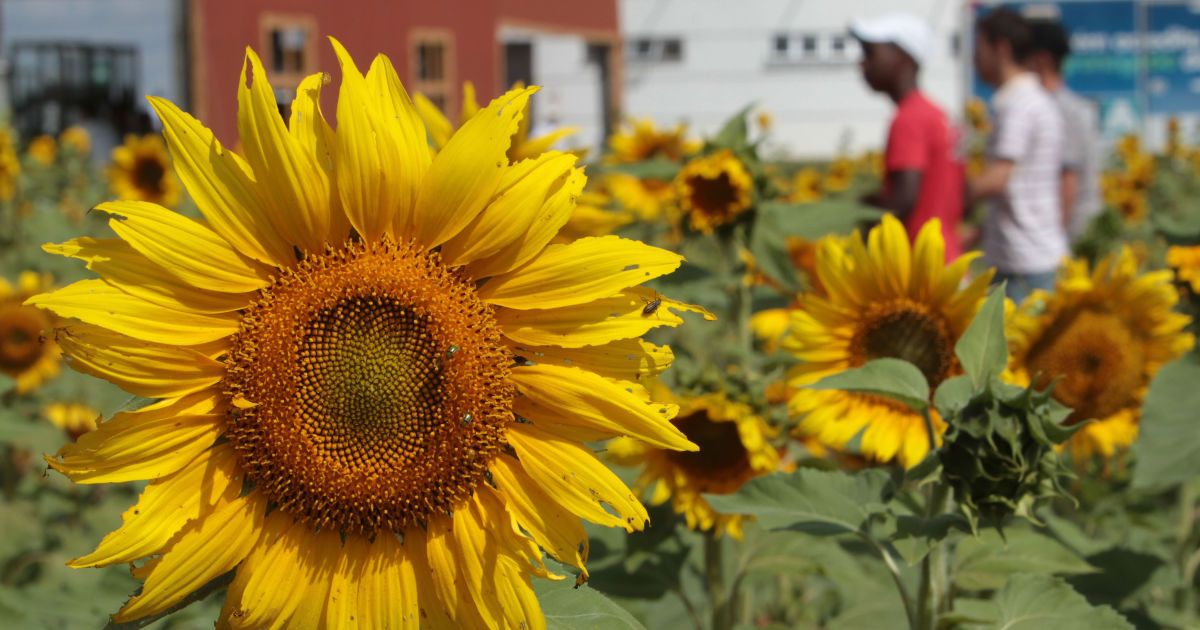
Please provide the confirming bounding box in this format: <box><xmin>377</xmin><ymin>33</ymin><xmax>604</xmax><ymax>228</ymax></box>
<box><xmin>981</xmin><ymin>73</ymin><xmax>1068</xmax><ymax>275</ymax></box>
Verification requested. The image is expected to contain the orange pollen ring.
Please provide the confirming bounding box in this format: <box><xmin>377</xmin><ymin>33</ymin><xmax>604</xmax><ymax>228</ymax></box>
<box><xmin>224</xmin><ymin>240</ymin><xmax>513</xmax><ymax>534</ymax></box>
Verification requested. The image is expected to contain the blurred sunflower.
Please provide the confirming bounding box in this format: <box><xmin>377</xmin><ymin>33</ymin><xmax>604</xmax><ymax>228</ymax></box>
<box><xmin>823</xmin><ymin>157</ymin><xmax>854</xmax><ymax>192</ymax></box>
<box><xmin>609</xmin><ymin>389</ymin><xmax>779</xmax><ymax>539</ymax></box>
<box><xmin>1116</xmin><ymin>134</ymin><xmax>1141</xmax><ymax>162</ymax></box>
<box><xmin>858</xmin><ymin>150</ymin><xmax>884</xmax><ymax>179</ymax></box>
<box><xmin>754</xmin><ymin>110</ymin><xmax>774</xmax><ymax>134</ymax></box>
<box><xmin>1167</xmin><ymin>245</ymin><xmax>1200</xmax><ymax>293</ymax></box>
<box><xmin>27</xmin><ymin>134</ymin><xmax>57</xmax><ymax>166</ymax></box>
<box><xmin>0</xmin><ymin>128</ymin><xmax>20</xmax><ymax>201</ymax></box>
<box><xmin>1</xmin><ymin>271</ymin><xmax>61</xmax><ymax>394</ymax></box>
<box><xmin>788</xmin><ymin>167</ymin><xmax>823</xmax><ymax>203</ymax></box>
<box><xmin>784</xmin><ymin>216</ymin><xmax>993</xmax><ymax>468</ymax></box>
<box><xmin>606</xmin><ymin>172</ymin><xmax>676</xmax><ymax>221</ymax></box>
<box><xmin>965</xmin><ymin>98</ymin><xmax>991</xmax><ymax>134</ymax></box>
<box><xmin>676</xmin><ymin>149</ymin><xmax>753</xmax><ymax>233</ymax></box>
<box><xmin>60</xmin><ymin>126</ymin><xmax>91</xmax><ymax>155</ymax></box>
<box><xmin>1166</xmin><ymin>117</ymin><xmax>1187</xmax><ymax>160</ymax></box>
<box><xmin>43</xmin><ymin>402</ymin><xmax>100</xmax><ymax>441</ymax></box>
<box><xmin>415</xmin><ymin>80</ymin><xmax>579</xmax><ymax>162</ymax></box>
<box><xmin>553</xmin><ymin>191</ymin><xmax>632</xmax><ymax>243</ymax></box>
<box><xmin>607</xmin><ymin>117</ymin><xmax>700</xmax><ymax>164</ymax></box>
<box><xmin>31</xmin><ymin>42</ymin><xmax>710</xmax><ymax>628</ymax></box>
<box><xmin>1008</xmin><ymin>248</ymin><xmax>1193</xmax><ymax>459</ymax></box>
<box><xmin>108</xmin><ymin>134</ymin><xmax>182</xmax><ymax>207</ymax></box>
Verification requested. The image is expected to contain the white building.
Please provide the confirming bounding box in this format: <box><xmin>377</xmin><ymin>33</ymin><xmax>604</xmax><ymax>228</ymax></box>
<box><xmin>619</xmin><ymin>0</ymin><xmax>966</xmax><ymax>159</ymax></box>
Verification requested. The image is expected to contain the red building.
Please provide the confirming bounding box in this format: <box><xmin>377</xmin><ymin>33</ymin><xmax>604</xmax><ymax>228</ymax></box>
<box><xmin>187</xmin><ymin>0</ymin><xmax>621</xmax><ymax>147</ymax></box>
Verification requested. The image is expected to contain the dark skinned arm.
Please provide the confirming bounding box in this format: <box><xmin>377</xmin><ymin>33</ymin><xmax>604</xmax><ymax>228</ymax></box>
<box><xmin>879</xmin><ymin>170</ymin><xmax>923</xmax><ymax>221</ymax></box>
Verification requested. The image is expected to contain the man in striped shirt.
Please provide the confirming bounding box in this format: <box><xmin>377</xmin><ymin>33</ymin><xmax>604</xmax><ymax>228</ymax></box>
<box><xmin>969</xmin><ymin>8</ymin><xmax>1067</xmax><ymax>302</ymax></box>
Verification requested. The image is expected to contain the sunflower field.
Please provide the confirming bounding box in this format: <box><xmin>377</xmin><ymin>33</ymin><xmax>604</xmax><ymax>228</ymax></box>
<box><xmin>1</xmin><ymin>42</ymin><xmax>1200</xmax><ymax>630</ymax></box>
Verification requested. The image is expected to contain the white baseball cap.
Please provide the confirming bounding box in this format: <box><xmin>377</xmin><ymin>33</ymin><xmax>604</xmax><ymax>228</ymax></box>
<box><xmin>849</xmin><ymin>13</ymin><xmax>934</xmax><ymax>66</ymax></box>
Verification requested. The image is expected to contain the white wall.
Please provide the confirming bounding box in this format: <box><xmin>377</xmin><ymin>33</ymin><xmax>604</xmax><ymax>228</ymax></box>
<box><xmin>620</xmin><ymin>0</ymin><xmax>965</xmax><ymax>159</ymax></box>
<box><xmin>499</xmin><ymin>25</ymin><xmax>607</xmax><ymax>156</ymax></box>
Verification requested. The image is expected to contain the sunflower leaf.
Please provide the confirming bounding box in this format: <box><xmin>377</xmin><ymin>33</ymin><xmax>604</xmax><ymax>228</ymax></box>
<box><xmin>535</xmin><ymin>575</ymin><xmax>647</xmax><ymax>630</ymax></box>
<box><xmin>808</xmin><ymin>358</ymin><xmax>930</xmax><ymax>411</ymax></box>
<box><xmin>703</xmin><ymin>468</ymin><xmax>894</xmax><ymax>536</ymax></box>
<box><xmin>1131</xmin><ymin>354</ymin><xmax>1200</xmax><ymax>490</ymax></box>
<box><xmin>956</xmin><ymin>573</ymin><xmax>1133</xmax><ymax>629</ymax></box>
<box><xmin>954</xmin><ymin>285</ymin><xmax>1008</xmax><ymax>389</ymax></box>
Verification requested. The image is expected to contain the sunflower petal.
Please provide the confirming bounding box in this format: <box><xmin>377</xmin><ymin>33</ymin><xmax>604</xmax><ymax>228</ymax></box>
<box><xmin>114</xmin><ymin>492</ymin><xmax>265</xmax><ymax>623</ymax></box>
<box><xmin>95</xmin><ymin>201</ymin><xmax>269</xmax><ymax>294</ymax></box>
<box><xmin>465</xmin><ymin>166</ymin><xmax>586</xmax><ymax>279</ymax></box>
<box><xmin>506</xmin><ymin>338</ymin><xmax>673</xmax><ymax>382</ymax></box>
<box><xmin>355</xmin><ymin>533</ymin><xmax>420</xmax><ymax>630</ymax></box>
<box><xmin>479</xmin><ymin>236</ymin><xmax>683</xmax><ymax>309</ymax></box>
<box><xmin>289</xmin><ymin>72</ymin><xmax>349</xmax><ymax>246</ymax></box>
<box><xmin>147</xmin><ymin>95</ymin><xmax>293</xmax><ymax>266</ymax></box>
<box><xmin>27</xmin><ymin>279</ymin><xmax>240</xmax><ymax>346</ymax></box>
<box><xmin>43</xmin><ymin>237</ymin><xmax>249</xmax><ymax>314</ymax></box>
<box><xmin>511</xmin><ymin>364</ymin><xmax>692</xmax><ymax>450</ymax></box>
<box><xmin>448</xmin><ymin>497</ymin><xmax>507</xmax><ymax>628</ymax></box>
<box><xmin>220</xmin><ymin>511</ymin><xmax>305</xmax><ymax>630</ymax></box>
<box><xmin>511</xmin><ymin>126</ymin><xmax>579</xmax><ymax>162</ymax></box>
<box><xmin>497</xmin><ymin>287</ymin><xmax>709</xmax><ymax>347</ymax></box>
<box><xmin>238</xmin><ymin>49</ymin><xmax>329</xmax><ymax>252</ymax></box>
<box><xmin>70</xmin><ymin>444</ymin><xmax>241</xmax><ymax>568</ymax></box>
<box><xmin>506</xmin><ymin>425</ymin><xmax>649</xmax><ymax>531</ymax></box>
<box><xmin>46</xmin><ymin>391</ymin><xmax>224</xmax><ymax>484</ymax></box>
<box><xmin>54</xmin><ymin>323</ymin><xmax>224</xmax><ymax>398</ymax></box>
<box><xmin>440</xmin><ymin>152</ymin><xmax>578</xmax><ymax>268</ymax></box>
<box><xmin>413</xmin><ymin>92</ymin><xmax>453</xmax><ymax>150</ymax></box>
<box><xmin>490</xmin><ymin>455</ymin><xmax>588</xmax><ymax>574</ymax></box>
<box><xmin>412</xmin><ymin>86</ymin><xmax>535</xmax><ymax>249</ymax></box>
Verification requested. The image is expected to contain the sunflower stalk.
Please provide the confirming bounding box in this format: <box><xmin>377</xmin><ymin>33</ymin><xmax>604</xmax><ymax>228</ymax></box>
<box><xmin>704</xmin><ymin>531</ymin><xmax>733</xmax><ymax>630</ymax></box>
<box><xmin>916</xmin><ymin>406</ymin><xmax>950</xmax><ymax>630</ymax></box>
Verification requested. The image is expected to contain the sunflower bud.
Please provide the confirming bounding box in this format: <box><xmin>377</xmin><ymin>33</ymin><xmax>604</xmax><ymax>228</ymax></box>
<box><xmin>938</xmin><ymin>380</ymin><xmax>1076</xmax><ymax>530</ymax></box>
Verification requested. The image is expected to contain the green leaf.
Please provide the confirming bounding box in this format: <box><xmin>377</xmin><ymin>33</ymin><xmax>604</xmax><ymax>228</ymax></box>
<box><xmin>536</xmin><ymin>576</ymin><xmax>648</xmax><ymax>629</ymax></box>
<box><xmin>747</xmin><ymin>209</ymin><xmax>800</xmax><ymax>292</ymax></box>
<box><xmin>885</xmin><ymin>511</ymin><xmax>971</xmax><ymax>566</ymax></box>
<box><xmin>953</xmin><ymin>527</ymin><xmax>1096</xmax><ymax>591</ymax></box>
<box><xmin>809</xmin><ymin>358</ymin><xmax>929</xmax><ymax>411</ymax></box>
<box><xmin>954</xmin><ymin>286</ymin><xmax>1008</xmax><ymax>389</ymax></box>
<box><xmin>704</xmin><ymin>468</ymin><xmax>893</xmax><ymax>535</ymax></box>
<box><xmin>710</xmin><ymin>105</ymin><xmax>753</xmax><ymax>151</ymax></box>
<box><xmin>1131</xmin><ymin>354</ymin><xmax>1200</xmax><ymax>490</ymax></box>
<box><xmin>758</xmin><ymin>200</ymin><xmax>883</xmax><ymax>240</ymax></box>
<box><xmin>964</xmin><ymin>573</ymin><xmax>1133</xmax><ymax>629</ymax></box>
<box><xmin>932</xmin><ymin>374</ymin><xmax>975</xmax><ymax>418</ymax></box>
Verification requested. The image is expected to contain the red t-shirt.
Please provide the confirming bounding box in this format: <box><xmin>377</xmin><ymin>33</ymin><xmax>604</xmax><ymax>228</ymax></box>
<box><xmin>884</xmin><ymin>91</ymin><xmax>964</xmax><ymax>261</ymax></box>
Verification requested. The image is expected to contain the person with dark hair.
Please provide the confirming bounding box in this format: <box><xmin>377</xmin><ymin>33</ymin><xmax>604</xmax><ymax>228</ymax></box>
<box><xmin>851</xmin><ymin>13</ymin><xmax>964</xmax><ymax>260</ymax></box>
<box><xmin>969</xmin><ymin>8</ymin><xmax>1067</xmax><ymax>302</ymax></box>
<box><xmin>1028</xmin><ymin>18</ymin><xmax>1101</xmax><ymax>241</ymax></box>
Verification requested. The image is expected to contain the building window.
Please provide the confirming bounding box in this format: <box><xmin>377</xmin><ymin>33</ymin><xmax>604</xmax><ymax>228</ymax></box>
<box><xmin>411</xmin><ymin>30</ymin><xmax>455</xmax><ymax>114</ymax></box>
<box><xmin>769</xmin><ymin>32</ymin><xmax>859</xmax><ymax>66</ymax></box>
<box><xmin>260</xmin><ymin>14</ymin><xmax>317</xmax><ymax>87</ymax></box>
<box><xmin>627</xmin><ymin>37</ymin><xmax>685</xmax><ymax>64</ymax></box>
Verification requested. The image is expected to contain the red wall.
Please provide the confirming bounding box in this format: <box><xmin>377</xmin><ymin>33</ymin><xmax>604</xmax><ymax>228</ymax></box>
<box><xmin>191</xmin><ymin>0</ymin><xmax>502</xmax><ymax>144</ymax></box>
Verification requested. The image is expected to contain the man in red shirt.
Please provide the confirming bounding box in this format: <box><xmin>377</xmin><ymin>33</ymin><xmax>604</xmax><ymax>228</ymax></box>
<box><xmin>852</xmin><ymin>14</ymin><xmax>964</xmax><ymax>259</ymax></box>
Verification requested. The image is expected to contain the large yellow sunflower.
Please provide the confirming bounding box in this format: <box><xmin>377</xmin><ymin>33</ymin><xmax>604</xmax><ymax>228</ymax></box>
<box><xmin>30</xmin><ymin>41</ymin><xmax>711</xmax><ymax>628</ymax></box>
<box><xmin>609</xmin><ymin>389</ymin><xmax>779</xmax><ymax>539</ymax></box>
<box><xmin>108</xmin><ymin>133</ymin><xmax>182</xmax><ymax>208</ymax></box>
<box><xmin>783</xmin><ymin>216</ymin><xmax>993</xmax><ymax>468</ymax></box>
<box><xmin>1</xmin><ymin>271</ymin><xmax>61</xmax><ymax>394</ymax></box>
<box><xmin>0</xmin><ymin>127</ymin><xmax>19</xmax><ymax>201</ymax></box>
<box><xmin>415</xmin><ymin>80</ymin><xmax>579</xmax><ymax>162</ymax></box>
<box><xmin>675</xmin><ymin>149</ymin><xmax>753</xmax><ymax>234</ymax></box>
<box><xmin>1008</xmin><ymin>247</ymin><xmax>1193</xmax><ymax>459</ymax></box>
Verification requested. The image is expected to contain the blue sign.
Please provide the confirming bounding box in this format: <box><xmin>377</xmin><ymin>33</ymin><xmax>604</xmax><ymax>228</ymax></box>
<box><xmin>1146</xmin><ymin>3</ymin><xmax>1200</xmax><ymax>113</ymax></box>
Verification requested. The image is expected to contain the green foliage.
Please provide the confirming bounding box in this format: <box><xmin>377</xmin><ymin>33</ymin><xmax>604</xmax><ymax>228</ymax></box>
<box><xmin>953</xmin><ymin>286</ymin><xmax>1008</xmax><ymax>390</ymax></box>
<box><xmin>536</xmin><ymin>577</ymin><xmax>648</xmax><ymax>630</ymax></box>
<box><xmin>955</xmin><ymin>573</ymin><xmax>1133</xmax><ymax>629</ymax></box>
<box><xmin>705</xmin><ymin>468</ymin><xmax>893</xmax><ymax>536</ymax></box>
<box><xmin>938</xmin><ymin>381</ymin><xmax>1077</xmax><ymax>530</ymax></box>
<box><xmin>1131</xmin><ymin>354</ymin><xmax>1200</xmax><ymax>490</ymax></box>
<box><xmin>809</xmin><ymin>359</ymin><xmax>930</xmax><ymax>412</ymax></box>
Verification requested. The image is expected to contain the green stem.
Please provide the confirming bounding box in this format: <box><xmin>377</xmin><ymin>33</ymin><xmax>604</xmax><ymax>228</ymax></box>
<box><xmin>1178</xmin><ymin>481</ymin><xmax>1199</xmax><ymax>618</ymax></box>
<box><xmin>862</xmin><ymin>534</ymin><xmax>918</xmax><ymax>629</ymax></box>
<box><xmin>704</xmin><ymin>532</ymin><xmax>730</xmax><ymax>630</ymax></box>
<box><xmin>916</xmin><ymin>483</ymin><xmax>951</xmax><ymax>630</ymax></box>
